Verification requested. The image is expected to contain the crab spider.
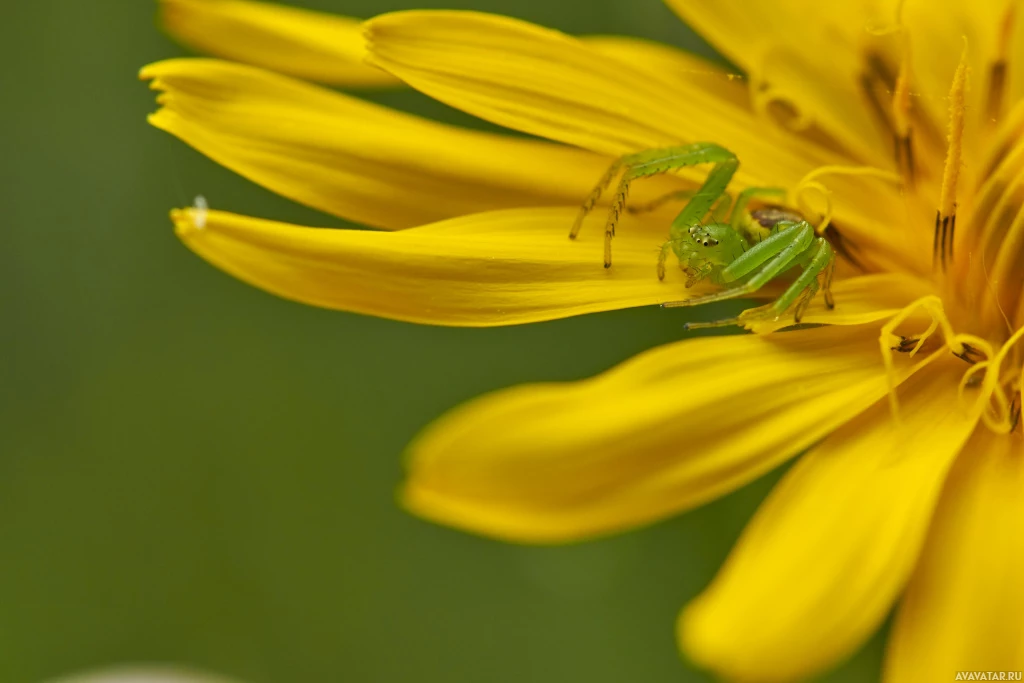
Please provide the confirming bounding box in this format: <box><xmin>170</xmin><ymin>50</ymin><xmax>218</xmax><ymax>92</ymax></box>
<box><xmin>569</xmin><ymin>142</ymin><xmax>835</xmax><ymax>328</ymax></box>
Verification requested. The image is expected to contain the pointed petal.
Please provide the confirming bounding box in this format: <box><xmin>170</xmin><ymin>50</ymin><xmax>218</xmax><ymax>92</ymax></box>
<box><xmin>402</xmin><ymin>323</ymin><xmax>935</xmax><ymax>543</ymax></box>
<box><xmin>663</xmin><ymin>0</ymin><xmax>894</xmax><ymax>165</ymax></box>
<box><xmin>142</xmin><ymin>59</ymin><xmax>678</xmax><ymax>230</ymax></box>
<box><xmin>159</xmin><ymin>0</ymin><xmax>398</xmax><ymax>86</ymax></box>
<box><xmin>580</xmin><ymin>35</ymin><xmax>750</xmax><ymax>110</ymax></box>
<box><xmin>884</xmin><ymin>430</ymin><xmax>1024</xmax><ymax>681</ymax></box>
<box><xmin>364</xmin><ymin>10</ymin><xmax>836</xmax><ymax>186</ymax></box>
<box><xmin>680</xmin><ymin>363</ymin><xmax>978</xmax><ymax>682</ymax></box>
<box><xmin>362</xmin><ymin>11</ymin><xmax>905</xmax><ymax>253</ymax></box>
<box><xmin>171</xmin><ymin>206</ymin><xmax>721</xmax><ymax>325</ymax></box>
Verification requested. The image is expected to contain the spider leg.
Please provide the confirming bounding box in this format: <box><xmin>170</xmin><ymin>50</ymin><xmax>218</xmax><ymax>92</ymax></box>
<box><xmin>683</xmin><ymin>238</ymin><xmax>834</xmax><ymax>329</ymax></box>
<box><xmin>657</xmin><ymin>238</ymin><xmax>687</xmax><ymax>281</ymax></box>
<box><xmin>710</xmin><ymin>192</ymin><xmax>734</xmax><ymax>222</ymax></box>
<box><xmin>793</xmin><ymin>281</ymin><xmax>819</xmax><ymax>322</ymax></box>
<box><xmin>759</xmin><ymin>238</ymin><xmax>834</xmax><ymax>323</ymax></box>
<box><xmin>663</xmin><ymin>223</ymin><xmax>814</xmax><ymax>308</ymax></box>
<box><xmin>728</xmin><ymin>187</ymin><xmax>787</xmax><ymax>231</ymax></box>
<box><xmin>570</xmin><ymin>143</ymin><xmax>738</xmax><ymax>267</ymax></box>
<box><xmin>569</xmin><ymin>158</ymin><xmax>622</xmax><ymax>239</ymax></box>
<box><xmin>822</xmin><ymin>251</ymin><xmax>836</xmax><ymax>309</ymax></box>
<box><xmin>657</xmin><ymin>237</ymin><xmax>718</xmax><ymax>283</ymax></box>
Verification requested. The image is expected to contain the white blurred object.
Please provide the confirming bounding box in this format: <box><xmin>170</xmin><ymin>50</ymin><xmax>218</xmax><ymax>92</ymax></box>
<box><xmin>43</xmin><ymin>665</ymin><xmax>243</xmax><ymax>683</ymax></box>
<box><xmin>193</xmin><ymin>195</ymin><xmax>209</xmax><ymax>229</ymax></box>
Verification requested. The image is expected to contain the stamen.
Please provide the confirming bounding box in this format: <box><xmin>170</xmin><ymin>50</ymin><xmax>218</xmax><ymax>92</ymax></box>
<box><xmin>864</xmin><ymin>1</ymin><xmax>912</xmax><ymax>173</ymax></box>
<box><xmin>792</xmin><ymin>165</ymin><xmax>902</xmax><ymax>235</ymax></box>
<box><xmin>952</xmin><ymin>333</ymin><xmax>995</xmax><ymax>361</ymax></box>
<box><xmin>985</xmin><ymin>3</ymin><xmax>1016</xmax><ymax>123</ymax></box>
<box><xmin>860</xmin><ymin>53</ymin><xmax>898</xmax><ymax>144</ymax></box>
<box><xmin>975</xmin><ymin>323</ymin><xmax>1024</xmax><ymax>433</ymax></box>
<box><xmin>954</xmin><ymin>334</ymin><xmax>996</xmax><ymax>405</ymax></box>
<box><xmin>878</xmin><ymin>295</ymin><xmax>962</xmax><ymax>421</ymax></box>
<box><xmin>980</xmin><ymin>250</ymin><xmax>1016</xmax><ymax>337</ymax></box>
<box><xmin>935</xmin><ymin>40</ymin><xmax>969</xmax><ymax>271</ymax></box>
<box><xmin>959</xmin><ymin>359</ymin><xmax>991</xmax><ymax>402</ymax></box>
<box><xmin>892</xmin><ymin>55</ymin><xmax>915</xmax><ymax>188</ymax></box>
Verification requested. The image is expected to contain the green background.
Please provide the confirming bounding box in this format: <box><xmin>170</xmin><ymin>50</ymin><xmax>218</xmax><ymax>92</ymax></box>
<box><xmin>2</xmin><ymin>1</ymin><xmax>884</xmax><ymax>681</ymax></box>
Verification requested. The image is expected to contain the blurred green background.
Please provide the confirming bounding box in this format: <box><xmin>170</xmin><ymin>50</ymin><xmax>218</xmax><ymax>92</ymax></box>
<box><xmin>1</xmin><ymin>1</ymin><xmax>885</xmax><ymax>681</ymax></box>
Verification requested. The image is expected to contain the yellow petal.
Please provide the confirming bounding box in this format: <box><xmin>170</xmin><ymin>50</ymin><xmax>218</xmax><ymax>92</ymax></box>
<box><xmin>580</xmin><ymin>35</ymin><xmax>749</xmax><ymax>111</ymax></box>
<box><xmin>743</xmin><ymin>272</ymin><xmax>935</xmax><ymax>333</ymax></box>
<box><xmin>364</xmin><ymin>10</ymin><xmax>834</xmax><ymax>185</ymax></box>
<box><xmin>680</xmin><ymin>362</ymin><xmax>978</xmax><ymax>682</ymax></box>
<box><xmin>884</xmin><ymin>430</ymin><xmax>1024</xmax><ymax>681</ymax></box>
<box><xmin>159</xmin><ymin>0</ymin><xmax>398</xmax><ymax>87</ymax></box>
<box><xmin>171</xmin><ymin>206</ymin><xmax>729</xmax><ymax>325</ymax></box>
<box><xmin>663</xmin><ymin>0</ymin><xmax>894</xmax><ymax>165</ymax></box>
<box><xmin>402</xmin><ymin>323</ymin><xmax>936</xmax><ymax>543</ymax></box>
<box><xmin>143</xmin><ymin>59</ymin><xmax>682</xmax><ymax>230</ymax></box>
<box><xmin>362</xmin><ymin>11</ymin><xmax>905</xmax><ymax>256</ymax></box>
<box><xmin>902</xmin><ymin>0</ymin><xmax>1008</xmax><ymax>166</ymax></box>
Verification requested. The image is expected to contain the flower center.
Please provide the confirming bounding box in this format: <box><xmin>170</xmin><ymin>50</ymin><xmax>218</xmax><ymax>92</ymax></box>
<box><xmin>853</xmin><ymin>4</ymin><xmax>1024</xmax><ymax>434</ymax></box>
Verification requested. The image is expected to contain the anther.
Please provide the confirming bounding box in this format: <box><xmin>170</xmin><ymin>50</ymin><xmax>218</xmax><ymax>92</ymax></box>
<box><xmin>985</xmin><ymin>4</ymin><xmax>1016</xmax><ymax>123</ymax></box>
<box><xmin>891</xmin><ymin>335</ymin><xmax>920</xmax><ymax>353</ymax></box>
<box><xmin>935</xmin><ymin>41</ymin><xmax>968</xmax><ymax>271</ymax></box>
<box><xmin>879</xmin><ymin>296</ymin><xmax>960</xmax><ymax>420</ymax></box>
<box><xmin>952</xmin><ymin>341</ymin><xmax>984</xmax><ymax>364</ymax></box>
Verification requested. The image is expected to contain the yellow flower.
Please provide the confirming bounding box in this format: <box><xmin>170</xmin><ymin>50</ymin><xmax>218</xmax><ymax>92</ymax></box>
<box><xmin>143</xmin><ymin>0</ymin><xmax>1024</xmax><ymax>680</ymax></box>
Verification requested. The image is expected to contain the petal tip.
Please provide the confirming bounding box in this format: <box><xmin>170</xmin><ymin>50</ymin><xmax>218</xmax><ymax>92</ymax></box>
<box><xmin>170</xmin><ymin>207</ymin><xmax>203</xmax><ymax>239</ymax></box>
<box><xmin>138</xmin><ymin>63</ymin><xmax>158</xmax><ymax>81</ymax></box>
<box><xmin>676</xmin><ymin>595</ymin><xmax>774</xmax><ymax>681</ymax></box>
<box><xmin>676</xmin><ymin>600</ymin><xmax>719</xmax><ymax>672</ymax></box>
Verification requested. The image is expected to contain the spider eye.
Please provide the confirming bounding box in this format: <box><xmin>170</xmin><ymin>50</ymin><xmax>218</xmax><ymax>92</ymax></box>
<box><xmin>702</xmin><ymin>241</ymin><xmax>708</xmax><ymax>247</ymax></box>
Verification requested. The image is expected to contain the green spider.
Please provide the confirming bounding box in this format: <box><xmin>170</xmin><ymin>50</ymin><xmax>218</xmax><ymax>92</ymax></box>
<box><xmin>569</xmin><ymin>142</ymin><xmax>836</xmax><ymax>329</ymax></box>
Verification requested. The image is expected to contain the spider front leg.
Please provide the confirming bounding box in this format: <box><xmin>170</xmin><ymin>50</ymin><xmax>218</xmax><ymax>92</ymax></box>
<box><xmin>728</xmin><ymin>186</ymin><xmax>787</xmax><ymax>240</ymax></box>
<box><xmin>684</xmin><ymin>236</ymin><xmax>835</xmax><ymax>330</ymax></box>
<box><xmin>570</xmin><ymin>143</ymin><xmax>738</xmax><ymax>267</ymax></box>
<box><xmin>746</xmin><ymin>238</ymin><xmax>835</xmax><ymax>325</ymax></box>
<box><xmin>657</xmin><ymin>236</ymin><xmax>715</xmax><ymax>283</ymax></box>
<box><xmin>663</xmin><ymin>221</ymin><xmax>815</xmax><ymax>309</ymax></box>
